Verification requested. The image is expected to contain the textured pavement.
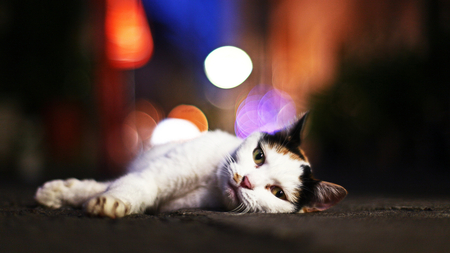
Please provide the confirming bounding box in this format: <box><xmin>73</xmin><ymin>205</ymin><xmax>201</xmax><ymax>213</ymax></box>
<box><xmin>1</xmin><ymin>184</ymin><xmax>449</xmax><ymax>253</ymax></box>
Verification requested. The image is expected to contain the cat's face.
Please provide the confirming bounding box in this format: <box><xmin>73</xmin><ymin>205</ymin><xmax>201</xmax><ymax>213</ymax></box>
<box><xmin>219</xmin><ymin>132</ymin><xmax>308</xmax><ymax>213</ymax></box>
<box><xmin>218</xmin><ymin>114</ymin><xmax>347</xmax><ymax>213</ymax></box>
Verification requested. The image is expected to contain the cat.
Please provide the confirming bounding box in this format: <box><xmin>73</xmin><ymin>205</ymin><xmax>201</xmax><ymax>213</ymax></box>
<box><xmin>35</xmin><ymin>113</ymin><xmax>347</xmax><ymax>218</ymax></box>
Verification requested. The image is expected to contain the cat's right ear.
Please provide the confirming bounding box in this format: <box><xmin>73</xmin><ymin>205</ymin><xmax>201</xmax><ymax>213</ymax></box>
<box><xmin>301</xmin><ymin>181</ymin><xmax>347</xmax><ymax>213</ymax></box>
<box><xmin>287</xmin><ymin>112</ymin><xmax>309</xmax><ymax>145</ymax></box>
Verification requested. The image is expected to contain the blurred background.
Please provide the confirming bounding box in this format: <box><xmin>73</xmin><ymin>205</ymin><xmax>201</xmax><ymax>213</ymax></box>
<box><xmin>0</xmin><ymin>0</ymin><xmax>449</xmax><ymax>195</ymax></box>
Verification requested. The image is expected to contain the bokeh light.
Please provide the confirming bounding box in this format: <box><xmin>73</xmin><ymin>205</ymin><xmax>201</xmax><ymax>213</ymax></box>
<box><xmin>204</xmin><ymin>46</ymin><xmax>253</xmax><ymax>89</ymax></box>
<box><xmin>168</xmin><ymin>104</ymin><xmax>208</xmax><ymax>132</ymax></box>
<box><xmin>149</xmin><ymin>104</ymin><xmax>209</xmax><ymax>146</ymax></box>
<box><xmin>150</xmin><ymin>118</ymin><xmax>202</xmax><ymax>146</ymax></box>
<box><xmin>235</xmin><ymin>85</ymin><xmax>297</xmax><ymax>138</ymax></box>
<box><xmin>107</xmin><ymin>100</ymin><xmax>163</xmax><ymax>164</ymax></box>
<box><xmin>135</xmin><ymin>99</ymin><xmax>164</xmax><ymax>123</ymax></box>
<box><xmin>124</xmin><ymin>111</ymin><xmax>157</xmax><ymax>144</ymax></box>
<box><xmin>105</xmin><ymin>0</ymin><xmax>153</xmax><ymax>69</ymax></box>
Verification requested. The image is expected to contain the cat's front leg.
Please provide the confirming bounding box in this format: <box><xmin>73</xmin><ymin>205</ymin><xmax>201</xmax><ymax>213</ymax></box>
<box><xmin>84</xmin><ymin>173</ymin><xmax>158</xmax><ymax>218</ymax></box>
<box><xmin>35</xmin><ymin>178</ymin><xmax>109</xmax><ymax>208</ymax></box>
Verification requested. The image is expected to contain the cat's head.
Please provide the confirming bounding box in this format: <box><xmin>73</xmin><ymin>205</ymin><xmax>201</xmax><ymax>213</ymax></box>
<box><xmin>218</xmin><ymin>113</ymin><xmax>347</xmax><ymax>213</ymax></box>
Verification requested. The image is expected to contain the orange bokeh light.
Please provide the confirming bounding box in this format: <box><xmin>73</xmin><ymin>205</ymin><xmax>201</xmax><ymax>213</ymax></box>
<box><xmin>106</xmin><ymin>100</ymin><xmax>162</xmax><ymax>165</ymax></box>
<box><xmin>135</xmin><ymin>99</ymin><xmax>164</xmax><ymax>123</ymax></box>
<box><xmin>105</xmin><ymin>0</ymin><xmax>153</xmax><ymax>69</ymax></box>
<box><xmin>168</xmin><ymin>105</ymin><xmax>208</xmax><ymax>132</ymax></box>
<box><xmin>124</xmin><ymin>111</ymin><xmax>157</xmax><ymax>142</ymax></box>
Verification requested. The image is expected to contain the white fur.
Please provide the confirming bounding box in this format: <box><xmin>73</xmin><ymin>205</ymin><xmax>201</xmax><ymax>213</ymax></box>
<box><xmin>35</xmin><ymin>128</ymin><xmax>310</xmax><ymax>218</ymax></box>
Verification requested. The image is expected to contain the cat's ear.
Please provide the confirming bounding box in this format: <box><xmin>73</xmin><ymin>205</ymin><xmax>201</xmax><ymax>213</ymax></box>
<box><xmin>288</xmin><ymin>112</ymin><xmax>309</xmax><ymax>145</ymax></box>
<box><xmin>301</xmin><ymin>181</ymin><xmax>347</xmax><ymax>213</ymax></box>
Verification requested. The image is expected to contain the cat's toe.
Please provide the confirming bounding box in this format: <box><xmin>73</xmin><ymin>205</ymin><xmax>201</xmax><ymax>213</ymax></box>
<box><xmin>84</xmin><ymin>195</ymin><xmax>130</xmax><ymax>218</ymax></box>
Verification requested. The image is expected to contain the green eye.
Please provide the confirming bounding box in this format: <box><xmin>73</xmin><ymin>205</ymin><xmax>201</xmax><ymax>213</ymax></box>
<box><xmin>252</xmin><ymin>148</ymin><xmax>265</xmax><ymax>166</ymax></box>
<box><xmin>270</xmin><ymin>186</ymin><xmax>287</xmax><ymax>200</ymax></box>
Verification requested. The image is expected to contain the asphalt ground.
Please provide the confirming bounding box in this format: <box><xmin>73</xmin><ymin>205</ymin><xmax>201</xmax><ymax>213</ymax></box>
<box><xmin>1</xmin><ymin>184</ymin><xmax>449</xmax><ymax>253</ymax></box>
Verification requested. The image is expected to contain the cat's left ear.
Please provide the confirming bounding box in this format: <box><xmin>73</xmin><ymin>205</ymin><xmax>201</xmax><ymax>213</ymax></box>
<box><xmin>301</xmin><ymin>181</ymin><xmax>348</xmax><ymax>213</ymax></box>
<box><xmin>288</xmin><ymin>112</ymin><xmax>309</xmax><ymax>145</ymax></box>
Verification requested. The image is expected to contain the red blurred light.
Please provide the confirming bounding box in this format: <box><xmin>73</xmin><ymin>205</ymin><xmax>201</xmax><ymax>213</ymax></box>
<box><xmin>105</xmin><ymin>0</ymin><xmax>153</xmax><ymax>69</ymax></box>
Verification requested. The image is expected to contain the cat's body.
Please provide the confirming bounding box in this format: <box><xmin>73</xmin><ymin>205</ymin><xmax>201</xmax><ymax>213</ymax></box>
<box><xmin>35</xmin><ymin>114</ymin><xmax>347</xmax><ymax>218</ymax></box>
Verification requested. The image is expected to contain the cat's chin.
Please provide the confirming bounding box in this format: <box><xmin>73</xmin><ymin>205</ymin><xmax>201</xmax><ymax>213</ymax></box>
<box><xmin>222</xmin><ymin>182</ymin><xmax>241</xmax><ymax>210</ymax></box>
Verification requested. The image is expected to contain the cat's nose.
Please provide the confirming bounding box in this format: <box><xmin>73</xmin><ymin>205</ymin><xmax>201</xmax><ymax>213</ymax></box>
<box><xmin>240</xmin><ymin>176</ymin><xmax>253</xmax><ymax>190</ymax></box>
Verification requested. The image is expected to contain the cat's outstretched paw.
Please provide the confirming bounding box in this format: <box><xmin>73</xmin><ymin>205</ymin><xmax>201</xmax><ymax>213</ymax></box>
<box><xmin>35</xmin><ymin>178</ymin><xmax>79</xmax><ymax>208</ymax></box>
<box><xmin>84</xmin><ymin>195</ymin><xmax>131</xmax><ymax>219</ymax></box>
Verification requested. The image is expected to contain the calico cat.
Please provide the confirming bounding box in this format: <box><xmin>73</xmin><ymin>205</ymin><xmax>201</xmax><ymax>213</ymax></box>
<box><xmin>35</xmin><ymin>113</ymin><xmax>347</xmax><ymax>218</ymax></box>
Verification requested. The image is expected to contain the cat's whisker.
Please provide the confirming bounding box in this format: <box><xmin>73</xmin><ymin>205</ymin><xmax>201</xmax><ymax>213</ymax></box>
<box><xmin>225</xmin><ymin>153</ymin><xmax>236</xmax><ymax>165</ymax></box>
<box><xmin>219</xmin><ymin>169</ymin><xmax>231</xmax><ymax>178</ymax></box>
<box><xmin>236</xmin><ymin>204</ymin><xmax>245</xmax><ymax>213</ymax></box>
<box><xmin>230</xmin><ymin>154</ymin><xmax>237</xmax><ymax>164</ymax></box>
<box><xmin>239</xmin><ymin>203</ymin><xmax>249</xmax><ymax>214</ymax></box>
<box><xmin>242</xmin><ymin>205</ymin><xmax>251</xmax><ymax>214</ymax></box>
<box><xmin>230</xmin><ymin>203</ymin><xmax>245</xmax><ymax>214</ymax></box>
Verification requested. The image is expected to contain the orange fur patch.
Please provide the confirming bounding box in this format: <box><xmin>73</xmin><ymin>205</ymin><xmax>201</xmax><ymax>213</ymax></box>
<box><xmin>233</xmin><ymin>173</ymin><xmax>242</xmax><ymax>184</ymax></box>
<box><xmin>271</xmin><ymin>145</ymin><xmax>308</xmax><ymax>162</ymax></box>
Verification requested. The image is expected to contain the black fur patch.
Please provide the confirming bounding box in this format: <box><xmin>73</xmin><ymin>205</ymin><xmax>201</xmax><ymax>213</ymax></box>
<box><xmin>294</xmin><ymin>165</ymin><xmax>320</xmax><ymax>212</ymax></box>
<box><xmin>261</xmin><ymin>113</ymin><xmax>308</xmax><ymax>160</ymax></box>
<box><xmin>261</xmin><ymin>132</ymin><xmax>306</xmax><ymax>160</ymax></box>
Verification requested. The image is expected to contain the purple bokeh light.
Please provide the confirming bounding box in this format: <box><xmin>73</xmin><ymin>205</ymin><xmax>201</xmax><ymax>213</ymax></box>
<box><xmin>235</xmin><ymin>85</ymin><xmax>297</xmax><ymax>138</ymax></box>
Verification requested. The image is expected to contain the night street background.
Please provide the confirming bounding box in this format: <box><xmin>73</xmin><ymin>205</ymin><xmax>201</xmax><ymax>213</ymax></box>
<box><xmin>1</xmin><ymin>0</ymin><xmax>450</xmax><ymax>252</ymax></box>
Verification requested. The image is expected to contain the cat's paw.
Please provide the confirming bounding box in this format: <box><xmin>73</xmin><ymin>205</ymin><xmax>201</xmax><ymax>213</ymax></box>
<box><xmin>84</xmin><ymin>195</ymin><xmax>131</xmax><ymax>219</ymax></box>
<box><xmin>35</xmin><ymin>178</ymin><xmax>80</xmax><ymax>208</ymax></box>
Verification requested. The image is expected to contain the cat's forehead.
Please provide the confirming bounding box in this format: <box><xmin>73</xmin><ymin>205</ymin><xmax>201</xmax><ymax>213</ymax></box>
<box><xmin>237</xmin><ymin>132</ymin><xmax>309</xmax><ymax>173</ymax></box>
<box><xmin>240</xmin><ymin>132</ymin><xmax>307</xmax><ymax>161</ymax></box>
<box><xmin>261</xmin><ymin>132</ymin><xmax>307</xmax><ymax>162</ymax></box>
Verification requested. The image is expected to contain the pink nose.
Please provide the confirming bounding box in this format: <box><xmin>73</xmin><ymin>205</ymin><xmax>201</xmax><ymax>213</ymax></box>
<box><xmin>240</xmin><ymin>176</ymin><xmax>253</xmax><ymax>189</ymax></box>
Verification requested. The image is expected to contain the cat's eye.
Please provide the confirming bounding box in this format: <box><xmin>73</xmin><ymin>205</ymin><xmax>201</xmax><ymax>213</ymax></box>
<box><xmin>270</xmin><ymin>186</ymin><xmax>287</xmax><ymax>200</ymax></box>
<box><xmin>252</xmin><ymin>148</ymin><xmax>265</xmax><ymax>166</ymax></box>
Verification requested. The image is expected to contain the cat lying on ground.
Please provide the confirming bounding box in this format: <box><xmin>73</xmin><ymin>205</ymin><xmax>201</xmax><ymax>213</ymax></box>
<box><xmin>35</xmin><ymin>113</ymin><xmax>347</xmax><ymax>218</ymax></box>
